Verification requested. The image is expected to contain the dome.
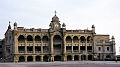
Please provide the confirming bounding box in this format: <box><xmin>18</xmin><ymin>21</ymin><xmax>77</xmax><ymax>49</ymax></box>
<box><xmin>14</xmin><ymin>22</ymin><xmax>17</xmax><ymax>26</ymax></box>
<box><xmin>52</xmin><ymin>15</ymin><xmax>59</xmax><ymax>22</ymax></box>
<box><xmin>51</xmin><ymin>11</ymin><xmax>60</xmax><ymax>22</ymax></box>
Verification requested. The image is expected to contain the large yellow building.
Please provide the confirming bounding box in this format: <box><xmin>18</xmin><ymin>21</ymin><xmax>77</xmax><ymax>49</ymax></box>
<box><xmin>0</xmin><ymin>12</ymin><xmax>115</xmax><ymax>62</ymax></box>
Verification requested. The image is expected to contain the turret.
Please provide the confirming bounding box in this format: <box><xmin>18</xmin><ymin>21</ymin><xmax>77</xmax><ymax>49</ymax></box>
<box><xmin>112</xmin><ymin>36</ymin><xmax>115</xmax><ymax>42</ymax></box>
<box><xmin>62</xmin><ymin>23</ymin><xmax>66</xmax><ymax>28</ymax></box>
<box><xmin>111</xmin><ymin>36</ymin><xmax>115</xmax><ymax>55</ymax></box>
<box><xmin>92</xmin><ymin>25</ymin><xmax>95</xmax><ymax>33</ymax></box>
<box><xmin>14</xmin><ymin>22</ymin><xmax>17</xmax><ymax>30</ymax></box>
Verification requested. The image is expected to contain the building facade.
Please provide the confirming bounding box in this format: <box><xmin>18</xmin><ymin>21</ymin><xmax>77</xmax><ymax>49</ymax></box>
<box><xmin>0</xmin><ymin>13</ymin><xmax>116</xmax><ymax>62</ymax></box>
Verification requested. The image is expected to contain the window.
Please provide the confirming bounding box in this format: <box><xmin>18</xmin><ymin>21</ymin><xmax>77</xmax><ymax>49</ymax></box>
<box><xmin>107</xmin><ymin>47</ymin><xmax>109</xmax><ymax>51</ymax></box>
<box><xmin>98</xmin><ymin>47</ymin><xmax>101</xmax><ymax>51</ymax></box>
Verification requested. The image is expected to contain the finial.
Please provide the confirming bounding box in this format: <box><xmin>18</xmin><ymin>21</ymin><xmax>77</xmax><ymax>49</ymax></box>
<box><xmin>8</xmin><ymin>21</ymin><xmax>11</xmax><ymax>29</ymax></box>
<box><xmin>9</xmin><ymin>21</ymin><xmax>10</xmax><ymax>25</ymax></box>
<box><xmin>55</xmin><ymin>10</ymin><xmax>57</xmax><ymax>16</ymax></box>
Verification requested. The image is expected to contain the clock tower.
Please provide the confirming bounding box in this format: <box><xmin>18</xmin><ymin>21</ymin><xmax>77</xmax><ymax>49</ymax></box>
<box><xmin>49</xmin><ymin>11</ymin><xmax>61</xmax><ymax>31</ymax></box>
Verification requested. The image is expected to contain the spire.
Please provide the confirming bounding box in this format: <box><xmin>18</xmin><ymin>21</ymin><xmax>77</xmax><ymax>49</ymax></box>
<box><xmin>55</xmin><ymin>10</ymin><xmax>57</xmax><ymax>16</ymax></box>
<box><xmin>8</xmin><ymin>21</ymin><xmax>11</xmax><ymax>29</ymax></box>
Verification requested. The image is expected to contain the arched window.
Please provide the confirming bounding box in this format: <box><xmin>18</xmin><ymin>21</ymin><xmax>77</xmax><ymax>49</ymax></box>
<box><xmin>66</xmin><ymin>36</ymin><xmax>72</xmax><ymax>43</ymax></box>
<box><xmin>18</xmin><ymin>35</ymin><xmax>25</xmax><ymax>42</ymax></box>
<box><xmin>42</xmin><ymin>36</ymin><xmax>48</xmax><ymax>43</ymax></box>
<box><xmin>80</xmin><ymin>36</ymin><xmax>86</xmax><ymax>43</ymax></box>
<box><xmin>53</xmin><ymin>35</ymin><xmax>62</xmax><ymax>42</ymax></box>
<box><xmin>35</xmin><ymin>35</ymin><xmax>41</xmax><ymax>41</ymax></box>
<box><xmin>27</xmin><ymin>35</ymin><xmax>33</xmax><ymax>41</ymax></box>
<box><xmin>87</xmin><ymin>36</ymin><xmax>91</xmax><ymax>42</ymax></box>
<box><xmin>73</xmin><ymin>36</ymin><xmax>79</xmax><ymax>43</ymax></box>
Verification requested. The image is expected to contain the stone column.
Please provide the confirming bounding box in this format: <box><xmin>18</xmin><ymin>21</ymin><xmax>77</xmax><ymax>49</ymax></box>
<box><xmin>79</xmin><ymin>55</ymin><xmax>81</xmax><ymax>61</ymax></box>
<box><xmin>33</xmin><ymin>55</ymin><xmax>35</xmax><ymax>62</ymax></box>
<box><xmin>72</xmin><ymin>39</ymin><xmax>73</xmax><ymax>53</ymax></box>
<box><xmin>25</xmin><ymin>55</ymin><xmax>27</xmax><ymax>62</ymax></box>
<box><xmin>85</xmin><ymin>37</ymin><xmax>87</xmax><ymax>53</ymax></box>
<box><xmin>41</xmin><ymin>40</ymin><xmax>43</xmax><ymax>53</ymax></box>
<box><xmin>64</xmin><ymin>54</ymin><xmax>67</xmax><ymax>61</ymax></box>
<box><xmin>33</xmin><ymin>37</ymin><xmax>35</xmax><ymax>54</ymax></box>
<box><xmin>41</xmin><ymin>55</ymin><xmax>43</xmax><ymax>62</ymax></box>
<box><xmin>78</xmin><ymin>39</ymin><xmax>80</xmax><ymax>53</ymax></box>
<box><xmin>85</xmin><ymin>37</ymin><xmax>87</xmax><ymax>60</ymax></box>
<box><xmin>86</xmin><ymin>54</ymin><xmax>88</xmax><ymax>60</ymax></box>
<box><xmin>72</xmin><ymin>55</ymin><xmax>74</xmax><ymax>61</ymax></box>
<box><xmin>64</xmin><ymin>37</ymin><xmax>66</xmax><ymax>54</ymax></box>
<box><xmin>25</xmin><ymin>38</ymin><xmax>27</xmax><ymax>53</ymax></box>
<box><xmin>50</xmin><ymin>35</ymin><xmax>54</xmax><ymax>54</ymax></box>
<box><xmin>50</xmin><ymin>35</ymin><xmax>54</xmax><ymax>62</ymax></box>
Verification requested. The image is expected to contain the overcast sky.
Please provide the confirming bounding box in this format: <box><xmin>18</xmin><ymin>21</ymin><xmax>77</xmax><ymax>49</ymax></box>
<box><xmin>0</xmin><ymin>0</ymin><xmax>120</xmax><ymax>55</ymax></box>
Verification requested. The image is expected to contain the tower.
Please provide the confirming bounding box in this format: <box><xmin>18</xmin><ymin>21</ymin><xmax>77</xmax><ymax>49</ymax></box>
<box><xmin>49</xmin><ymin>11</ymin><xmax>61</xmax><ymax>31</ymax></box>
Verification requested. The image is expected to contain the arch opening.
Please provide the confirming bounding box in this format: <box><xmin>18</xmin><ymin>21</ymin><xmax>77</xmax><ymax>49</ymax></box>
<box><xmin>88</xmin><ymin>55</ymin><xmax>93</xmax><ymax>60</ymax></box>
<box><xmin>74</xmin><ymin>55</ymin><xmax>79</xmax><ymax>61</ymax></box>
<box><xmin>35</xmin><ymin>35</ymin><xmax>41</xmax><ymax>42</ymax></box>
<box><xmin>66</xmin><ymin>36</ymin><xmax>72</xmax><ymax>43</ymax></box>
<box><xmin>27</xmin><ymin>35</ymin><xmax>33</xmax><ymax>41</ymax></box>
<box><xmin>43</xmin><ymin>55</ymin><xmax>48</xmax><ymax>62</ymax></box>
<box><xmin>19</xmin><ymin>56</ymin><xmax>25</xmax><ymax>62</ymax></box>
<box><xmin>81</xmin><ymin>55</ymin><xmax>86</xmax><ymax>60</ymax></box>
<box><xmin>80</xmin><ymin>36</ymin><xmax>86</xmax><ymax>43</ymax></box>
<box><xmin>73</xmin><ymin>36</ymin><xmax>79</xmax><ymax>43</ymax></box>
<box><xmin>27</xmin><ymin>56</ymin><xmax>33</xmax><ymax>62</ymax></box>
<box><xmin>18</xmin><ymin>35</ymin><xmax>25</xmax><ymax>42</ymax></box>
<box><xmin>42</xmin><ymin>36</ymin><xmax>48</xmax><ymax>43</ymax></box>
<box><xmin>67</xmin><ymin>55</ymin><xmax>72</xmax><ymax>61</ymax></box>
<box><xmin>54</xmin><ymin>55</ymin><xmax>61</xmax><ymax>61</ymax></box>
<box><xmin>36</xmin><ymin>56</ymin><xmax>41</xmax><ymax>61</ymax></box>
<box><xmin>53</xmin><ymin>35</ymin><xmax>62</xmax><ymax>54</ymax></box>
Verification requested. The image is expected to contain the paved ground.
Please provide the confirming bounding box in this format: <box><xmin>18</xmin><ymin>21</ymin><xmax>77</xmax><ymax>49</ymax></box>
<box><xmin>0</xmin><ymin>61</ymin><xmax>120</xmax><ymax>67</ymax></box>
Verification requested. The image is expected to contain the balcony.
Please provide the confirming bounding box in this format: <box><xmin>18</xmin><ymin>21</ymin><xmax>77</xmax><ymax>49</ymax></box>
<box><xmin>19</xmin><ymin>51</ymin><xmax>25</xmax><ymax>53</ymax></box>
<box><xmin>54</xmin><ymin>50</ymin><xmax>61</xmax><ymax>54</ymax></box>
<box><xmin>66</xmin><ymin>50</ymin><xmax>72</xmax><ymax>53</ymax></box>
<box><xmin>27</xmin><ymin>51</ymin><xmax>33</xmax><ymax>53</ymax></box>
<box><xmin>73</xmin><ymin>50</ymin><xmax>79</xmax><ymax>53</ymax></box>
<box><xmin>35</xmin><ymin>51</ymin><xmax>41</xmax><ymax>53</ymax></box>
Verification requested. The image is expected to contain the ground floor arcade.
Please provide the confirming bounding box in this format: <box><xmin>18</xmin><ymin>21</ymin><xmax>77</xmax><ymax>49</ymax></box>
<box><xmin>14</xmin><ymin>54</ymin><xmax>93</xmax><ymax>62</ymax></box>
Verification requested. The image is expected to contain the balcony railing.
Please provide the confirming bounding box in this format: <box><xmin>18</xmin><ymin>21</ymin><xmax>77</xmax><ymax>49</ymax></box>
<box><xmin>19</xmin><ymin>51</ymin><xmax>25</xmax><ymax>53</ymax></box>
<box><xmin>35</xmin><ymin>51</ymin><xmax>41</xmax><ymax>53</ymax></box>
<box><xmin>66</xmin><ymin>50</ymin><xmax>72</xmax><ymax>53</ymax></box>
<box><xmin>27</xmin><ymin>51</ymin><xmax>33</xmax><ymax>53</ymax></box>
<box><xmin>73</xmin><ymin>50</ymin><xmax>79</xmax><ymax>52</ymax></box>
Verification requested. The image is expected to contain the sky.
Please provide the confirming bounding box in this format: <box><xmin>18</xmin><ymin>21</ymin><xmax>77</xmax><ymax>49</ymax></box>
<box><xmin>0</xmin><ymin>0</ymin><xmax>120</xmax><ymax>55</ymax></box>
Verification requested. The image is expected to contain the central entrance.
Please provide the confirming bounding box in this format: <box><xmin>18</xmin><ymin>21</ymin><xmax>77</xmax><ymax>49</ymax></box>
<box><xmin>54</xmin><ymin>55</ymin><xmax>61</xmax><ymax>61</ymax></box>
<box><xmin>53</xmin><ymin>35</ymin><xmax>62</xmax><ymax>54</ymax></box>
